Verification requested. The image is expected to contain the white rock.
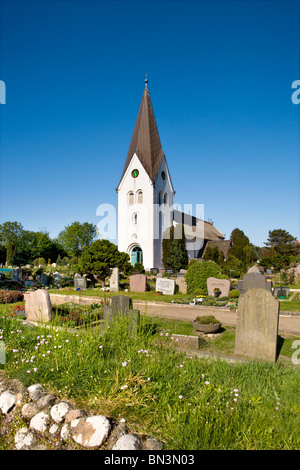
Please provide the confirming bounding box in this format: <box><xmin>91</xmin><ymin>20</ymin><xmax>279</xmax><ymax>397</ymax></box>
<box><xmin>50</xmin><ymin>401</ymin><xmax>73</xmax><ymax>423</ymax></box>
<box><xmin>71</xmin><ymin>415</ymin><xmax>111</xmax><ymax>448</ymax></box>
<box><xmin>27</xmin><ymin>384</ymin><xmax>44</xmax><ymax>401</ymax></box>
<box><xmin>30</xmin><ymin>411</ymin><xmax>50</xmax><ymax>432</ymax></box>
<box><xmin>0</xmin><ymin>390</ymin><xmax>16</xmax><ymax>414</ymax></box>
<box><xmin>112</xmin><ymin>434</ymin><xmax>142</xmax><ymax>450</ymax></box>
<box><xmin>49</xmin><ymin>423</ymin><xmax>59</xmax><ymax>435</ymax></box>
<box><xmin>14</xmin><ymin>427</ymin><xmax>36</xmax><ymax>450</ymax></box>
<box><xmin>60</xmin><ymin>423</ymin><xmax>70</xmax><ymax>440</ymax></box>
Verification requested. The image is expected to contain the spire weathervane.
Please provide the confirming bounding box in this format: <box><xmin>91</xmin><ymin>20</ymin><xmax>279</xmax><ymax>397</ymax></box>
<box><xmin>144</xmin><ymin>73</ymin><xmax>148</xmax><ymax>86</ymax></box>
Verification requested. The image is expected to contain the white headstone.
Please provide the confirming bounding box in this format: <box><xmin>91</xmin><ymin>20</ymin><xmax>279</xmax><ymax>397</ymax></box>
<box><xmin>110</xmin><ymin>267</ymin><xmax>119</xmax><ymax>292</ymax></box>
<box><xmin>156</xmin><ymin>278</ymin><xmax>175</xmax><ymax>295</ymax></box>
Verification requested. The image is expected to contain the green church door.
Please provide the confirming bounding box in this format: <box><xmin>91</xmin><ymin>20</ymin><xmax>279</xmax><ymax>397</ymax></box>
<box><xmin>131</xmin><ymin>246</ymin><xmax>142</xmax><ymax>266</ymax></box>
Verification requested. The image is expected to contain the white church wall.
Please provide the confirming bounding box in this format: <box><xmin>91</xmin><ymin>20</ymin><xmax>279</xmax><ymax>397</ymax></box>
<box><xmin>117</xmin><ymin>153</ymin><xmax>155</xmax><ymax>269</ymax></box>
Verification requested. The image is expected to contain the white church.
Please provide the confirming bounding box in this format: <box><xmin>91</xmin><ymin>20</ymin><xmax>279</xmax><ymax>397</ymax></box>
<box><xmin>117</xmin><ymin>79</ymin><xmax>228</xmax><ymax>270</ymax></box>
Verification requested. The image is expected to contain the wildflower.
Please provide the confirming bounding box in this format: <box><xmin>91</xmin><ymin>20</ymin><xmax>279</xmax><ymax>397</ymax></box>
<box><xmin>122</xmin><ymin>361</ymin><xmax>127</xmax><ymax>367</ymax></box>
<box><xmin>179</xmin><ymin>395</ymin><xmax>183</xmax><ymax>399</ymax></box>
<box><xmin>99</xmin><ymin>345</ymin><xmax>103</xmax><ymax>349</ymax></box>
<box><xmin>205</xmin><ymin>381</ymin><xmax>210</xmax><ymax>385</ymax></box>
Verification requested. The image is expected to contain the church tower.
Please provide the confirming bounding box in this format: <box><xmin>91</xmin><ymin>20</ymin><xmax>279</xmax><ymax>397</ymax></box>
<box><xmin>117</xmin><ymin>79</ymin><xmax>175</xmax><ymax>270</ymax></box>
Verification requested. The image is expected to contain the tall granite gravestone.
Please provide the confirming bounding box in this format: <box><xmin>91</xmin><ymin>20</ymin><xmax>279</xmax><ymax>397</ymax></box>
<box><xmin>25</xmin><ymin>289</ymin><xmax>54</xmax><ymax>322</ymax></box>
<box><xmin>110</xmin><ymin>268</ymin><xmax>119</xmax><ymax>292</ymax></box>
<box><xmin>207</xmin><ymin>277</ymin><xmax>230</xmax><ymax>297</ymax></box>
<box><xmin>234</xmin><ymin>288</ymin><xmax>279</xmax><ymax>362</ymax></box>
<box><xmin>103</xmin><ymin>295</ymin><xmax>139</xmax><ymax>335</ymax></box>
<box><xmin>12</xmin><ymin>268</ymin><xmax>20</xmax><ymax>282</ymax></box>
<box><xmin>156</xmin><ymin>278</ymin><xmax>175</xmax><ymax>295</ymax></box>
<box><xmin>237</xmin><ymin>267</ymin><xmax>272</xmax><ymax>295</ymax></box>
<box><xmin>175</xmin><ymin>275</ymin><xmax>187</xmax><ymax>294</ymax></box>
<box><xmin>74</xmin><ymin>274</ymin><xmax>87</xmax><ymax>290</ymax></box>
<box><xmin>129</xmin><ymin>274</ymin><xmax>147</xmax><ymax>292</ymax></box>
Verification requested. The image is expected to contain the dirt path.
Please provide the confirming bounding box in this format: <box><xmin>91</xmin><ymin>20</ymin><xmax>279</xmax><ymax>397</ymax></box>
<box><xmin>49</xmin><ymin>294</ymin><xmax>300</xmax><ymax>337</ymax></box>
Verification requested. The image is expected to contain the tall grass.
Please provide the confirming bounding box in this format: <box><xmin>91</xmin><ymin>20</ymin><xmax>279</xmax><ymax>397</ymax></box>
<box><xmin>1</xmin><ymin>306</ymin><xmax>300</xmax><ymax>449</ymax></box>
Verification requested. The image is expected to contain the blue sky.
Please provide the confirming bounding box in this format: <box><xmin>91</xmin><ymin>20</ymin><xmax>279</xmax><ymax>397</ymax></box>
<box><xmin>0</xmin><ymin>0</ymin><xmax>299</xmax><ymax>247</ymax></box>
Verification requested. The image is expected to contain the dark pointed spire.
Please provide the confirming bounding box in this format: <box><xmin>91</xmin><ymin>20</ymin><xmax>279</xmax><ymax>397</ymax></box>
<box><xmin>119</xmin><ymin>81</ymin><xmax>165</xmax><ymax>184</ymax></box>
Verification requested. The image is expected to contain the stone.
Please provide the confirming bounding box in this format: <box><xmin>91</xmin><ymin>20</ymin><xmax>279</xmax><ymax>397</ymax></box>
<box><xmin>207</xmin><ymin>277</ymin><xmax>230</xmax><ymax>297</ymax></box>
<box><xmin>273</xmin><ymin>286</ymin><xmax>289</xmax><ymax>298</ymax></box>
<box><xmin>27</xmin><ymin>383</ymin><xmax>45</xmax><ymax>401</ymax></box>
<box><xmin>60</xmin><ymin>423</ymin><xmax>70</xmax><ymax>440</ymax></box>
<box><xmin>65</xmin><ymin>408</ymin><xmax>87</xmax><ymax>423</ymax></box>
<box><xmin>36</xmin><ymin>393</ymin><xmax>57</xmax><ymax>410</ymax></box>
<box><xmin>21</xmin><ymin>402</ymin><xmax>39</xmax><ymax>420</ymax></box>
<box><xmin>50</xmin><ymin>401</ymin><xmax>73</xmax><ymax>423</ymax></box>
<box><xmin>111</xmin><ymin>295</ymin><xmax>132</xmax><ymax>312</ymax></box>
<box><xmin>237</xmin><ymin>271</ymin><xmax>272</xmax><ymax>295</ymax></box>
<box><xmin>144</xmin><ymin>437</ymin><xmax>164</xmax><ymax>450</ymax></box>
<box><xmin>30</xmin><ymin>411</ymin><xmax>50</xmax><ymax>432</ymax></box>
<box><xmin>129</xmin><ymin>274</ymin><xmax>147</xmax><ymax>292</ymax></box>
<box><xmin>112</xmin><ymin>434</ymin><xmax>142</xmax><ymax>450</ymax></box>
<box><xmin>156</xmin><ymin>273</ymin><xmax>163</xmax><ymax>278</ymax></box>
<box><xmin>109</xmin><ymin>267</ymin><xmax>119</xmax><ymax>292</ymax></box>
<box><xmin>25</xmin><ymin>290</ymin><xmax>54</xmax><ymax>322</ymax></box>
<box><xmin>74</xmin><ymin>274</ymin><xmax>87</xmax><ymax>290</ymax></box>
<box><xmin>14</xmin><ymin>427</ymin><xmax>36</xmax><ymax>450</ymax></box>
<box><xmin>49</xmin><ymin>423</ymin><xmax>60</xmax><ymax>436</ymax></box>
<box><xmin>12</xmin><ymin>268</ymin><xmax>20</xmax><ymax>282</ymax></box>
<box><xmin>175</xmin><ymin>276</ymin><xmax>187</xmax><ymax>294</ymax></box>
<box><xmin>156</xmin><ymin>278</ymin><xmax>175</xmax><ymax>295</ymax></box>
<box><xmin>234</xmin><ymin>288</ymin><xmax>279</xmax><ymax>362</ymax></box>
<box><xmin>0</xmin><ymin>390</ymin><xmax>16</xmax><ymax>414</ymax></box>
<box><xmin>172</xmin><ymin>334</ymin><xmax>206</xmax><ymax>350</ymax></box>
<box><xmin>70</xmin><ymin>415</ymin><xmax>111</xmax><ymax>448</ymax></box>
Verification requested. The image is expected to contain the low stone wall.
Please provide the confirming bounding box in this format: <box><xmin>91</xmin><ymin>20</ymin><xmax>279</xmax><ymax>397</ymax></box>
<box><xmin>0</xmin><ymin>371</ymin><xmax>163</xmax><ymax>450</ymax></box>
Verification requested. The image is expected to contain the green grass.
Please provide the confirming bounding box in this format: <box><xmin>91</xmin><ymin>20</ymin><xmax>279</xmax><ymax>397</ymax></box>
<box><xmin>1</xmin><ymin>303</ymin><xmax>300</xmax><ymax>449</ymax></box>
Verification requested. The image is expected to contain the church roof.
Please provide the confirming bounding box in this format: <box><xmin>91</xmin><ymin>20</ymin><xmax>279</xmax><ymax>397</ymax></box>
<box><xmin>119</xmin><ymin>83</ymin><xmax>165</xmax><ymax>184</ymax></box>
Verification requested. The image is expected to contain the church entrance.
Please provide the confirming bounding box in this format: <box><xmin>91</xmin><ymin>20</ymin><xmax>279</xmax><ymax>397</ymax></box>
<box><xmin>131</xmin><ymin>246</ymin><xmax>143</xmax><ymax>266</ymax></box>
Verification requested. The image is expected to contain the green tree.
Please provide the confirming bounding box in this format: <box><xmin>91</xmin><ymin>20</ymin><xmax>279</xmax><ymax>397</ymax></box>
<box><xmin>162</xmin><ymin>224</ymin><xmax>188</xmax><ymax>271</ymax></box>
<box><xmin>78</xmin><ymin>239</ymin><xmax>130</xmax><ymax>284</ymax></box>
<box><xmin>228</xmin><ymin>228</ymin><xmax>251</xmax><ymax>264</ymax></box>
<box><xmin>0</xmin><ymin>221</ymin><xmax>24</xmax><ymax>265</ymax></box>
<box><xmin>56</xmin><ymin>221</ymin><xmax>98</xmax><ymax>257</ymax></box>
<box><xmin>265</xmin><ymin>229</ymin><xmax>297</xmax><ymax>257</ymax></box>
<box><xmin>185</xmin><ymin>260</ymin><xmax>222</xmax><ymax>294</ymax></box>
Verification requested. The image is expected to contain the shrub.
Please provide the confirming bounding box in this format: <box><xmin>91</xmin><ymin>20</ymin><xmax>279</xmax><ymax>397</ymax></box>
<box><xmin>0</xmin><ymin>290</ymin><xmax>24</xmax><ymax>304</ymax></box>
<box><xmin>195</xmin><ymin>315</ymin><xmax>220</xmax><ymax>324</ymax></box>
<box><xmin>185</xmin><ymin>260</ymin><xmax>221</xmax><ymax>294</ymax></box>
<box><xmin>229</xmin><ymin>289</ymin><xmax>240</xmax><ymax>299</ymax></box>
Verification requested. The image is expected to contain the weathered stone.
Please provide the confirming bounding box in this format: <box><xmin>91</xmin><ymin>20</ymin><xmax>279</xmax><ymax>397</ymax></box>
<box><xmin>175</xmin><ymin>276</ymin><xmax>187</xmax><ymax>294</ymax></box>
<box><xmin>105</xmin><ymin>421</ymin><xmax>127</xmax><ymax>449</ymax></box>
<box><xmin>50</xmin><ymin>401</ymin><xmax>73</xmax><ymax>423</ymax></box>
<box><xmin>129</xmin><ymin>274</ymin><xmax>147</xmax><ymax>292</ymax></box>
<box><xmin>21</xmin><ymin>402</ymin><xmax>39</xmax><ymax>420</ymax></box>
<box><xmin>25</xmin><ymin>290</ymin><xmax>54</xmax><ymax>322</ymax></box>
<box><xmin>30</xmin><ymin>411</ymin><xmax>50</xmax><ymax>432</ymax></box>
<box><xmin>0</xmin><ymin>390</ymin><xmax>16</xmax><ymax>414</ymax></box>
<box><xmin>112</xmin><ymin>434</ymin><xmax>142</xmax><ymax>450</ymax></box>
<box><xmin>237</xmin><ymin>271</ymin><xmax>272</xmax><ymax>295</ymax></box>
<box><xmin>14</xmin><ymin>426</ymin><xmax>37</xmax><ymax>450</ymax></box>
<box><xmin>65</xmin><ymin>408</ymin><xmax>87</xmax><ymax>423</ymax></box>
<box><xmin>172</xmin><ymin>334</ymin><xmax>206</xmax><ymax>350</ymax></box>
<box><xmin>36</xmin><ymin>393</ymin><xmax>57</xmax><ymax>410</ymax></box>
<box><xmin>70</xmin><ymin>415</ymin><xmax>111</xmax><ymax>448</ymax></box>
<box><xmin>49</xmin><ymin>423</ymin><xmax>60</xmax><ymax>435</ymax></box>
<box><xmin>74</xmin><ymin>274</ymin><xmax>87</xmax><ymax>290</ymax></box>
<box><xmin>27</xmin><ymin>383</ymin><xmax>45</xmax><ymax>401</ymax></box>
<box><xmin>235</xmin><ymin>288</ymin><xmax>279</xmax><ymax>362</ymax></box>
<box><xmin>207</xmin><ymin>277</ymin><xmax>230</xmax><ymax>297</ymax></box>
<box><xmin>60</xmin><ymin>423</ymin><xmax>70</xmax><ymax>440</ymax></box>
<box><xmin>143</xmin><ymin>437</ymin><xmax>164</xmax><ymax>450</ymax></box>
<box><xmin>110</xmin><ymin>267</ymin><xmax>119</xmax><ymax>292</ymax></box>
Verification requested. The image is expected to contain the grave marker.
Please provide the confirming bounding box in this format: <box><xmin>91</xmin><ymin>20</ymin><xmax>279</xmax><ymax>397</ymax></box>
<box><xmin>234</xmin><ymin>288</ymin><xmax>279</xmax><ymax>362</ymax></box>
<box><xmin>25</xmin><ymin>289</ymin><xmax>54</xmax><ymax>323</ymax></box>
<box><xmin>109</xmin><ymin>268</ymin><xmax>119</xmax><ymax>292</ymax></box>
<box><xmin>156</xmin><ymin>278</ymin><xmax>175</xmax><ymax>295</ymax></box>
<box><xmin>74</xmin><ymin>274</ymin><xmax>87</xmax><ymax>290</ymax></box>
<box><xmin>207</xmin><ymin>277</ymin><xmax>230</xmax><ymax>297</ymax></box>
<box><xmin>129</xmin><ymin>274</ymin><xmax>147</xmax><ymax>292</ymax></box>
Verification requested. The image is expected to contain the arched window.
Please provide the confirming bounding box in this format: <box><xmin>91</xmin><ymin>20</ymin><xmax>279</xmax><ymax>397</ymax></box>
<box><xmin>128</xmin><ymin>191</ymin><xmax>134</xmax><ymax>206</ymax></box>
<box><xmin>164</xmin><ymin>193</ymin><xmax>168</xmax><ymax>205</ymax></box>
<box><xmin>137</xmin><ymin>190</ymin><xmax>143</xmax><ymax>204</ymax></box>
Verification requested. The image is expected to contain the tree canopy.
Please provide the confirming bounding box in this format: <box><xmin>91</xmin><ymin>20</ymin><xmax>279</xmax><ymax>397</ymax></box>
<box><xmin>56</xmin><ymin>221</ymin><xmax>98</xmax><ymax>257</ymax></box>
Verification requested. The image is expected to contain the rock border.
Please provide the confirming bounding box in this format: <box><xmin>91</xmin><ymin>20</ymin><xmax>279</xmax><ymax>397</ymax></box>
<box><xmin>0</xmin><ymin>372</ymin><xmax>163</xmax><ymax>451</ymax></box>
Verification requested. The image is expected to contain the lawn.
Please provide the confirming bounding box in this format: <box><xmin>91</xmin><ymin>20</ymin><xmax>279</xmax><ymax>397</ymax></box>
<box><xmin>1</xmin><ymin>303</ymin><xmax>300</xmax><ymax>450</ymax></box>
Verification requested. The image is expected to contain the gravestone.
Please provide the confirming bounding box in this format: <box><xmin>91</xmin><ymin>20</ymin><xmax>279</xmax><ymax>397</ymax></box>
<box><xmin>109</xmin><ymin>268</ymin><xmax>119</xmax><ymax>292</ymax></box>
<box><xmin>74</xmin><ymin>274</ymin><xmax>87</xmax><ymax>290</ymax></box>
<box><xmin>175</xmin><ymin>276</ymin><xmax>187</xmax><ymax>294</ymax></box>
<box><xmin>12</xmin><ymin>268</ymin><xmax>20</xmax><ymax>282</ymax></box>
<box><xmin>237</xmin><ymin>269</ymin><xmax>272</xmax><ymax>295</ymax></box>
<box><xmin>234</xmin><ymin>288</ymin><xmax>279</xmax><ymax>362</ymax></box>
<box><xmin>37</xmin><ymin>273</ymin><xmax>48</xmax><ymax>286</ymax></box>
<box><xmin>273</xmin><ymin>286</ymin><xmax>289</xmax><ymax>298</ymax></box>
<box><xmin>103</xmin><ymin>295</ymin><xmax>139</xmax><ymax>335</ymax></box>
<box><xmin>156</xmin><ymin>273</ymin><xmax>163</xmax><ymax>278</ymax></box>
<box><xmin>129</xmin><ymin>274</ymin><xmax>147</xmax><ymax>292</ymax></box>
<box><xmin>25</xmin><ymin>289</ymin><xmax>54</xmax><ymax>322</ymax></box>
<box><xmin>156</xmin><ymin>278</ymin><xmax>175</xmax><ymax>295</ymax></box>
<box><xmin>207</xmin><ymin>277</ymin><xmax>230</xmax><ymax>297</ymax></box>
<box><xmin>150</xmin><ymin>268</ymin><xmax>159</xmax><ymax>275</ymax></box>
